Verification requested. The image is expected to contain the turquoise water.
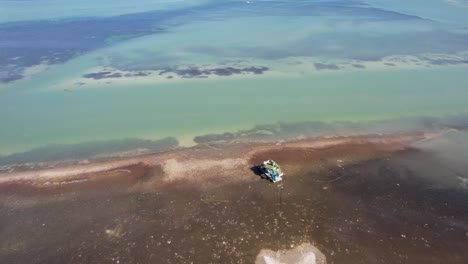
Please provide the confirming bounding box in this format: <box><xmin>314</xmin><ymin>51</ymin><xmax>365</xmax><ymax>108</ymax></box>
<box><xmin>1</xmin><ymin>0</ymin><xmax>468</xmax><ymax>158</ymax></box>
<box><xmin>2</xmin><ymin>65</ymin><xmax>468</xmax><ymax>154</ymax></box>
<box><xmin>0</xmin><ymin>0</ymin><xmax>211</xmax><ymax>23</ymax></box>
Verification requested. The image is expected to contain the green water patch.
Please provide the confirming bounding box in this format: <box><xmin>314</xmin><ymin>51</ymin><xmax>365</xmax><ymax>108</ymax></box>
<box><xmin>193</xmin><ymin>114</ymin><xmax>468</xmax><ymax>144</ymax></box>
<box><xmin>1</xmin><ymin>66</ymin><xmax>468</xmax><ymax>155</ymax></box>
<box><xmin>2</xmin><ymin>114</ymin><xmax>468</xmax><ymax>166</ymax></box>
<box><xmin>0</xmin><ymin>137</ymin><xmax>177</xmax><ymax>166</ymax></box>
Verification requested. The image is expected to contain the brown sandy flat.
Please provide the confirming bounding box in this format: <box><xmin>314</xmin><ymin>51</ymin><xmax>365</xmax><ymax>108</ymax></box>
<box><xmin>1</xmin><ymin>131</ymin><xmax>467</xmax><ymax>264</ymax></box>
<box><xmin>0</xmin><ymin>133</ymin><xmax>428</xmax><ymax>187</ymax></box>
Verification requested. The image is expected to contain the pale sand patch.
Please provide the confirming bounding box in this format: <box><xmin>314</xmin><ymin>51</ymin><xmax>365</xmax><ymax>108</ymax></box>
<box><xmin>0</xmin><ymin>155</ymin><xmax>162</xmax><ymax>184</ymax></box>
<box><xmin>22</xmin><ymin>63</ymin><xmax>51</xmax><ymax>77</ymax></box>
<box><xmin>0</xmin><ymin>132</ymin><xmax>435</xmax><ymax>185</ymax></box>
<box><xmin>162</xmin><ymin>158</ymin><xmax>248</xmax><ymax>182</ymax></box>
<box><xmin>255</xmin><ymin>243</ymin><xmax>326</xmax><ymax>264</ymax></box>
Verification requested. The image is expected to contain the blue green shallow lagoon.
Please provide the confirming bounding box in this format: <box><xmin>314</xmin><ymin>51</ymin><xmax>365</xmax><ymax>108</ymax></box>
<box><xmin>1</xmin><ymin>0</ymin><xmax>468</xmax><ymax>162</ymax></box>
<box><xmin>2</xmin><ymin>65</ymin><xmax>468</xmax><ymax>157</ymax></box>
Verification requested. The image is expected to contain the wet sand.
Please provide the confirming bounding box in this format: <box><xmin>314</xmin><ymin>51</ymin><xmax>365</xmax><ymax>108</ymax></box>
<box><xmin>1</xmin><ymin>132</ymin><xmax>467</xmax><ymax>263</ymax></box>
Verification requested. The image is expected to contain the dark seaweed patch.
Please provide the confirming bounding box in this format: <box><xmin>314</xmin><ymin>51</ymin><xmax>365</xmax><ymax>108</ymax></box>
<box><xmin>0</xmin><ymin>64</ymin><xmax>26</xmax><ymax>83</ymax></box>
<box><xmin>175</xmin><ymin>68</ymin><xmax>208</xmax><ymax>77</ymax></box>
<box><xmin>82</xmin><ymin>71</ymin><xmax>122</xmax><ymax>80</ymax></box>
<box><xmin>133</xmin><ymin>71</ymin><xmax>150</xmax><ymax>77</ymax></box>
<box><xmin>161</xmin><ymin>66</ymin><xmax>269</xmax><ymax>78</ymax></box>
<box><xmin>0</xmin><ymin>73</ymin><xmax>24</xmax><ymax>83</ymax></box>
<box><xmin>191</xmin><ymin>114</ymin><xmax>468</xmax><ymax>144</ymax></box>
<box><xmin>426</xmin><ymin>58</ymin><xmax>466</xmax><ymax>65</ymax></box>
<box><xmin>0</xmin><ymin>137</ymin><xmax>179</xmax><ymax>166</ymax></box>
<box><xmin>352</xmin><ymin>64</ymin><xmax>365</xmax><ymax>69</ymax></box>
<box><xmin>210</xmin><ymin>68</ymin><xmax>235</xmax><ymax>76</ymax></box>
<box><xmin>314</xmin><ymin>63</ymin><xmax>340</xmax><ymax>70</ymax></box>
<box><xmin>384</xmin><ymin>62</ymin><xmax>396</xmax><ymax>66</ymax></box>
<box><xmin>105</xmin><ymin>73</ymin><xmax>121</xmax><ymax>78</ymax></box>
<box><xmin>0</xmin><ymin>8</ymin><xmax>172</xmax><ymax>83</ymax></box>
<box><xmin>242</xmin><ymin>66</ymin><xmax>269</xmax><ymax>74</ymax></box>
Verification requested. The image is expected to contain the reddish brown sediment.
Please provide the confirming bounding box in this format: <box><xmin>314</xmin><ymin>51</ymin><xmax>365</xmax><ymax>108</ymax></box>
<box><xmin>0</xmin><ymin>132</ymin><xmax>430</xmax><ymax>190</ymax></box>
<box><xmin>1</xmin><ymin>130</ymin><xmax>467</xmax><ymax>264</ymax></box>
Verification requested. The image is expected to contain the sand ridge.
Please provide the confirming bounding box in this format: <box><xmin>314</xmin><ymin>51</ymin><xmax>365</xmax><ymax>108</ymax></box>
<box><xmin>0</xmin><ymin>132</ymin><xmax>432</xmax><ymax>188</ymax></box>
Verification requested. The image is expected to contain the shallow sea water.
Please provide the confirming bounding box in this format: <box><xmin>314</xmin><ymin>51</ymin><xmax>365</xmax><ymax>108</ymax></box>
<box><xmin>0</xmin><ymin>1</ymin><xmax>468</xmax><ymax>155</ymax></box>
<box><xmin>2</xmin><ymin>65</ymin><xmax>468</xmax><ymax>155</ymax></box>
<box><xmin>2</xmin><ymin>1</ymin><xmax>468</xmax><ymax>157</ymax></box>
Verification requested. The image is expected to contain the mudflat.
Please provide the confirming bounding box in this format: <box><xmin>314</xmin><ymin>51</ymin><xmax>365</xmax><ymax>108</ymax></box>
<box><xmin>1</xmin><ymin>132</ymin><xmax>467</xmax><ymax>263</ymax></box>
